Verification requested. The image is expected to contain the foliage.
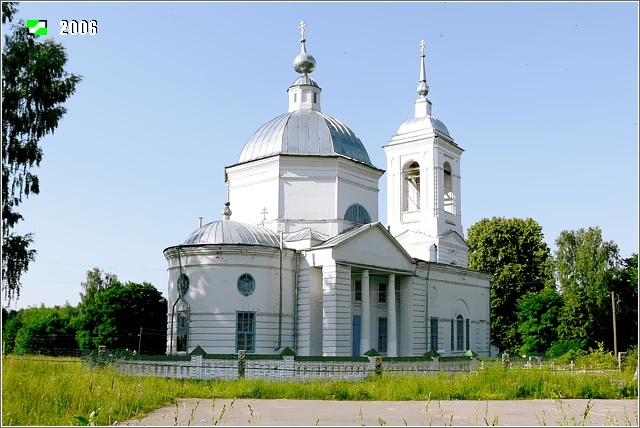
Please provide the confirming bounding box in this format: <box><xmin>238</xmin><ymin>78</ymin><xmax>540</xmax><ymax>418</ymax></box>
<box><xmin>573</xmin><ymin>343</ymin><xmax>619</xmax><ymax>371</ymax></box>
<box><xmin>547</xmin><ymin>339</ymin><xmax>587</xmax><ymax>359</ymax></box>
<box><xmin>2</xmin><ymin>355</ymin><xmax>637</xmax><ymax>426</ymax></box>
<box><xmin>466</xmin><ymin>217</ymin><xmax>555</xmax><ymax>352</ymax></box>
<box><xmin>2</xmin><ymin>307</ymin><xmax>22</xmax><ymax>354</ymax></box>
<box><xmin>555</xmin><ymin>227</ymin><xmax>621</xmax><ymax>350</ymax></box>
<box><xmin>609</xmin><ymin>253</ymin><xmax>638</xmax><ymax>352</ymax></box>
<box><xmin>517</xmin><ymin>287</ymin><xmax>563</xmax><ymax>355</ymax></box>
<box><xmin>72</xmin><ymin>269</ymin><xmax>167</xmax><ymax>354</ymax></box>
<box><xmin>1</xmin><ymin>2</ymin><xmax>82</xmax><ymax>302</ymax></box>
<box><xmin>12</xmin><ymin>304</ymin><xmax>79</xmax><ymax>355</ymax></box>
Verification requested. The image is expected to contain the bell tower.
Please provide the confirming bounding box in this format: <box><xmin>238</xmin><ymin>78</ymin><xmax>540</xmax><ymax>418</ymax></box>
<box><xmin>383</xmin><ymin>40</ymin><xmax>468</xmax><ymax>266</ymax></box>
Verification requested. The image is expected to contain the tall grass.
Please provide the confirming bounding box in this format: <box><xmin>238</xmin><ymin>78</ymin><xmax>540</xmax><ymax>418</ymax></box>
<box><xmin>2</xmin><ymin>355</ymin><xmax>637</xmax><ymax>426</ymax></box>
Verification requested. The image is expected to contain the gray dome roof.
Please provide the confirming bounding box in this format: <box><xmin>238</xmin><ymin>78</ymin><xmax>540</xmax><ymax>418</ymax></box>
<box><xmin>183</xmin><ymin>220</ymin><xmax>280</xmax><ymax>247</ymax></box>
<box><xmin>395</xmin><ymin>115</ymin><xmax>450</xmax><ymax>138</ymax></box>
<box><xmin>238</xmin><ymin>110</ymin><xmax>373</xmax><ymax>166</ymax></box>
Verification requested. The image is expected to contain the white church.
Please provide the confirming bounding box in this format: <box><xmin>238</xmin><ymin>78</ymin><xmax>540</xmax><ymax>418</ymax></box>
<box><xmin>163</xmin><ymin>23</ymin><xmax>492</xmax><ymax>358</ymax></box>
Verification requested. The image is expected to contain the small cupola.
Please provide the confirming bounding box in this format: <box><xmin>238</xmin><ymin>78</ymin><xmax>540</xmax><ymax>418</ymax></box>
<box><xmin>288</xmin><ymin>20</ymin><xmax>322</xmax><ymax>112</ymax></box>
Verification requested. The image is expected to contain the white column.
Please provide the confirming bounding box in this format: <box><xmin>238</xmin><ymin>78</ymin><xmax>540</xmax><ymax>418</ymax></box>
<box><xmin>387</xmin><ymin>274</ymin><xmax>398</xmax><ymax>357</ymax></box>
<box><xmin>360</xmin><ymin>270</ymin><xmax>370</xmax><ymax>355</ymax></box>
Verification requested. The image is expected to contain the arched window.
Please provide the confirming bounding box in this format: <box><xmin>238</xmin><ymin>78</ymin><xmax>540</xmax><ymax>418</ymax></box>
<box><xmin>443</xmin><ymin>162</ymin><xmax>454</xmax><ymax>214</ymax></box>
<box><xmin>344</xmin><ymin>203</ymin><xmax>371</xmax><ymax>225</ymax></box>
<box><xmin>456</xmin><ymin>315</ymin><xmax>464</xmax><ymax>351</ymax></box>
<box><xmin>402</xmin><ymin>161</ymin><xmax>421</xmax><ymax>212</ymax></box>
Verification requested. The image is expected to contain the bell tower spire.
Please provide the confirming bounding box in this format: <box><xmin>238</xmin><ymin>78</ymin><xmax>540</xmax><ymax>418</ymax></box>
<box><xmin>415</xmin><ymin>39</ymin><xmax>433</xmax><ymax>118</ymax></box>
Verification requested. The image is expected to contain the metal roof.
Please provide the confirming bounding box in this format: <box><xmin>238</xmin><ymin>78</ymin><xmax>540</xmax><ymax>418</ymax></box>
<box><xmin>395</xmin><ymin>115</ymin><xmax>450</xmax><ymax>138</ymax></box>
<box><xmin>183</xmin><ymin>220</ymin><xmax>280</xmax><ymax>247</ymax></box>
<box><xmin>238</xmin><ymin>109</ymin><xmax>373</xmax><ymax>166</ymax></box>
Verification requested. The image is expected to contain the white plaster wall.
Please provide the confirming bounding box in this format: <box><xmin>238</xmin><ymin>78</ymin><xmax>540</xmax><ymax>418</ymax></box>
<box><xmin>321</xmin><ymin>263</ymin><xmax>352</xmax><ymax>356</ymax></box>
<box><xmin>226</xmin><ymin>158</ymin><xmax>280</xmax><ymax>226</ymax></box>
<box><xmin>416</xmin><ymin>262</ymin><xmax>491</xmax><ymax>356</ymax></box>
<box><xmin>164</xmin><ymin>245</ymin><xmax>296</xmax><ymax>355</ymax></box>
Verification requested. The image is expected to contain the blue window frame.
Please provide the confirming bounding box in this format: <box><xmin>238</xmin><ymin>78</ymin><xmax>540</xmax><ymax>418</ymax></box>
<box><xmin>236</xmin><ymin>311</ymin><xmax>255</xmax><ymax>352</ymax></box>
<box><xmin>378</xmin><ymin>317</ymin><xmax>388</xmax><ymax>353</ymax></box>
<box><xmin>430</xmin><ymin>317</ymin><xmax>438</xmax><ymax>351</ymax></box>
<box><xmin>450</xmin><ymin>319</ymin><xmax>454</xmax><ymax>351</ymax></box>
<box><xmin>354</xmin><ymin>280</ymin><xmax>362</xmax><ymax>302</ymax></box>
<box><xmin>344</xmin><ymin>203</ymin><xmax>371</xmax><ymax>225</ymax></box>
<box><xmin>466</xmin><ymin>318</ymin><xmax>470</xmax><ymax>350</ymax></box>
<box><xmin>378</xmin><ymin>283</ymin><xmax>387</xmax><ymax>304</ymax></box>
<box><xmin>456</xmin><ymin>315</ymin><xmax>464</xmax><ymax>351</ymax></box>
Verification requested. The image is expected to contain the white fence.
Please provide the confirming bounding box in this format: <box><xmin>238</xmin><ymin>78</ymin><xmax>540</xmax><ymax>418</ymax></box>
<box><xmin>87</xmin><ymin>352</ymin><xmax>478</xmax><ymax>382</ymax></box>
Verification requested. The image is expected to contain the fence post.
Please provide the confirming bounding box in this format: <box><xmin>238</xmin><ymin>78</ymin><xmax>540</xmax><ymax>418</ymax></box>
<box><xmin>618</xmin><ymin>352</ymin><xmax>627</xmax><ymax>372</ymax></box>
<box><xmin>501</xmin><ymin>353</ymin><xmax>509</xmax><ymax>369</ymax></box>
<box><xmin>238</xmin><ymin>350</ymin><xmax>246</xmax><ymax>379</ymax></box>
<box><xmin>375</xmin><ymin>356</ymin><xmax>382</xmax><ymax>376</ymax></box>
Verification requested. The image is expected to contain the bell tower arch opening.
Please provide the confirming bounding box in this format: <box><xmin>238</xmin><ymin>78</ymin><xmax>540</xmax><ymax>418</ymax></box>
<box><xmin>402</xmin><ymin>161</ymin><xmax>421</xmax><ymax>212</ymax></box>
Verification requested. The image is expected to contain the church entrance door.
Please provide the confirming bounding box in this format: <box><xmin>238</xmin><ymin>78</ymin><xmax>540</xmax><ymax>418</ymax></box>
<box><xmin>352</xmin><ymin>315</ymin><xmax>361</xmax><ymax>356</ymax></box>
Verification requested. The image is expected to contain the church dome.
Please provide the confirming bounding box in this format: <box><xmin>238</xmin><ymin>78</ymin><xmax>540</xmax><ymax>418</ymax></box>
<box><xmin>238</xmin><ymin>110</ymin><xmax>373</xmax><ymax>166</ymax></box>
<box><xmin>236</xmin><ymin>20</ymin><xmax>373</xmax><ymax>168</ymax></box>
<box><xmin>183</xmin><ymin>219</ymin><xmax>280</xmax><ymax>247</ymax></box>
<box><xmin>396</xmin><ymin>115</ymin><xmax>450</xmax><ymax>137</ymax></box>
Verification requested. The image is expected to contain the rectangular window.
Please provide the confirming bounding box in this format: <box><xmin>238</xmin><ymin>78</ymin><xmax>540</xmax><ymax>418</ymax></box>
<box><xmin>430</xmin><ymin>317</ymin><xmax>438</xmax><ymax>351</ymax></box>
<box><xmin>466</xmin><ymin>319</ymin><xmax>470</xmax><ymax>350</ymax></box>
<box><xmin>354</xmin><ymin>280</ymin><xmax>362</xmax><ymax>302</ymax></box>
<box><xmin>378</xmin><ymin>283</ymin><xmax>387</xmax><ymax>304</ymax></box>
<box><xmin>378</xmin><ymin>317</ymin><xmax>387</xmax><ymax>353</ymax></box>
<box><xmin>456</xmin><ymin>316</ymin><xmax>464</xmax><ymax>350</ymax></box>
<box><xmin>236</xmin><ymin>312</ymin><xmax>255</xmax><ymax>353</ymax></box>
<box><xmin>450</xmin><ymin>319</ymin><xmax>454</xmax><ymax>351</ymax></box>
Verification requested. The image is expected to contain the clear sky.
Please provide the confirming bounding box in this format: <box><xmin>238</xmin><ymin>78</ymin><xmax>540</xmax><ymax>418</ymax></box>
<box><xmin>3</xmin><ymin>1</ymin><xmax>638</xmax><ymax>310</ymax></box>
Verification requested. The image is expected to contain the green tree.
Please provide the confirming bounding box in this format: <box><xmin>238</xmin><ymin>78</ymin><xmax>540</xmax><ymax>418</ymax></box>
<box><xmin>2</xmin><ymin>2</ymin><xmax>82</xmax><ymax>302</ymax></box>
<box><xmin>610</xmin><ymin>253</ymin><xmax>638</xmax><ymax>352</ymax></box>
<box><xmin>517</xmin><ymin>287</ymin><xmax>563</xmax><ymax>355</ymax></box>
<box><xmin>12</xmin><ymin>304</ymin><xmax>79</xmax><ymax>355</ymax></box>
<box><xmin>555</xmin><ymin>226</ymin><xmax>620</xmax><ymax>351</ymax></box>
<box><xmin>73</xmin><ymin>271</ymin><xmax>167</xmax><ymax>354</ymax></box>
<box><xmin>79</xmin><ymin>267</ymin><xmax>120</xmax><ymax>303</ymax></box>
<box><xmin>2</xmin><ymin>307</ymin><xmax>22</xmax><ymax>354</ymax></box>
<box><xmin>467</xmin><ymin>217</ymin><xmax>555</xmax><ymax>352</ymax></box>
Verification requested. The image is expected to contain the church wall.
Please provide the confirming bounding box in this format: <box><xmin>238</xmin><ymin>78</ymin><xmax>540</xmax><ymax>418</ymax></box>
<box><xmin>398</xmin><ymin>275</ymin><xmax>427</xmax><ymax>356</ymax></box>
<box><xmin>416</xmin><ymin>262</ymin><xmax>491</xmax><ymax>356</ymax></box>
<box><xmin>226</xmin><ymin>158</ymin><xmax>280</xmax><ymax>227</ymax></box>
<box><xmin>294</xmin><ymin>261</ymin><xmax>312</xmax><ymax>355</ymax></box>
<box><xmin>275</xmin><ymin>156</ymin><xmax>382</xmax><ymax>238</ymax></box>
<box><xmin>164</xmin><ymin>245</ymin><xmax>297</xmax><ymax>355</ymax></box>
<box><xmin>321</xmin><ymin>263</ymin><xmax>352</xmax><ymax>356</ymax></box>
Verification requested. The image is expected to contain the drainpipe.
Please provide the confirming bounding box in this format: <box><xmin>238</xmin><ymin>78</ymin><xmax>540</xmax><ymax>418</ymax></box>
<box><xmin>424</xmin><ymin>261</ymin><xmax>432</xmax><ymax>354</ymax></box>
<box><xmin>293</xmin><ymin>251</ymin><xmax>300</xmax><ymax>353</ymax></box>
<box><xmin>169</xmin><ymin>246</ymin><xmax>183</xmax><ymax>355</ymax></box>
<box><xmin>275</xmin><ymin>229</ymin><xmax>283</xmax><ymax>351</ymax></box>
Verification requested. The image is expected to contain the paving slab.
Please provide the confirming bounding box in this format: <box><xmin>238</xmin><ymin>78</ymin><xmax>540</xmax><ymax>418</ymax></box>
<box><xmin>119</xmin><ymin>398</ymin><xmax>638</xmax><ymax>426</ymax></box>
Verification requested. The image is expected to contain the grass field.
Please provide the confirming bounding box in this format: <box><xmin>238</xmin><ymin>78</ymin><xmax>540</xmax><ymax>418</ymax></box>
<box><xmin>1</xmin><ymin>355</ymin><xmax>637</xmax><ymax>426</ymax></box>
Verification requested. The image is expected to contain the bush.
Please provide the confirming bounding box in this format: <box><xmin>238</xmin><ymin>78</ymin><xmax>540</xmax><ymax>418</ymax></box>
<box><xmin>574</xmin><ymin>343</ymin><xmax>618</xmax><ymax>370</ymax></box>
<box><xmin>546</xmin><ymin>339</ymin><xmax>586</xmax><ymax>358</ymax></box>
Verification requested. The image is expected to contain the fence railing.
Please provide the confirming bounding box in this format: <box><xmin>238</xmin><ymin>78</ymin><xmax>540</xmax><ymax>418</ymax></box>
<box><xmin>82</xmin><ymin>348</ymin><xmax>479</xmax><ymax>382</ymax></box>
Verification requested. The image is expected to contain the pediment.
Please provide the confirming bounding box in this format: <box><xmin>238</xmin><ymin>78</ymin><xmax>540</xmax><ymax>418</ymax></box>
<box><xmin>314</xmin><ymin>223</ymin><xmax>415</xmax><ymax>272</ymax></box>
<box><xmin>439</xmin><ymin>230</ymin><xmax>469</xmax><ymax>249</ymax></box>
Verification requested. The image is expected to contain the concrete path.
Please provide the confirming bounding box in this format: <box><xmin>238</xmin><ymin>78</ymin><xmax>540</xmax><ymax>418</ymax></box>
<box><xmin>120</xmin><ymin>398</ymin><xmax>638</xmax><ymax>426</ymax></box>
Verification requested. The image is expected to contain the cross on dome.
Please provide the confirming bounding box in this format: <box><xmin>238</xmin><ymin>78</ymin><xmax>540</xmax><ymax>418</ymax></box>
<box><xmin>417</xmin><ymin>38</ymin><xmax>429</xmax><ymax>98</ymax></box>
<box><xmin>298</xmin><ymin>20</ymin><xmax>307</xmax><ymax>40</ymax></box>
<box><xmin>293</xmin><ymin>20</ymin><xmax>316</xmax><ymax>74</ymax></box>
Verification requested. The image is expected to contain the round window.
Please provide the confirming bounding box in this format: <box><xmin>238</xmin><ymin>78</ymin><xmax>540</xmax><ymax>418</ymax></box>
<box><xmin>237</xmin><ymin>273</ymin><xmax>255</xmax><ymax>297</ymax></box>
<box><xmin>177</xmin><ymin>273</ymin><xmax>190</xmax><ymax>296</ymax></box>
